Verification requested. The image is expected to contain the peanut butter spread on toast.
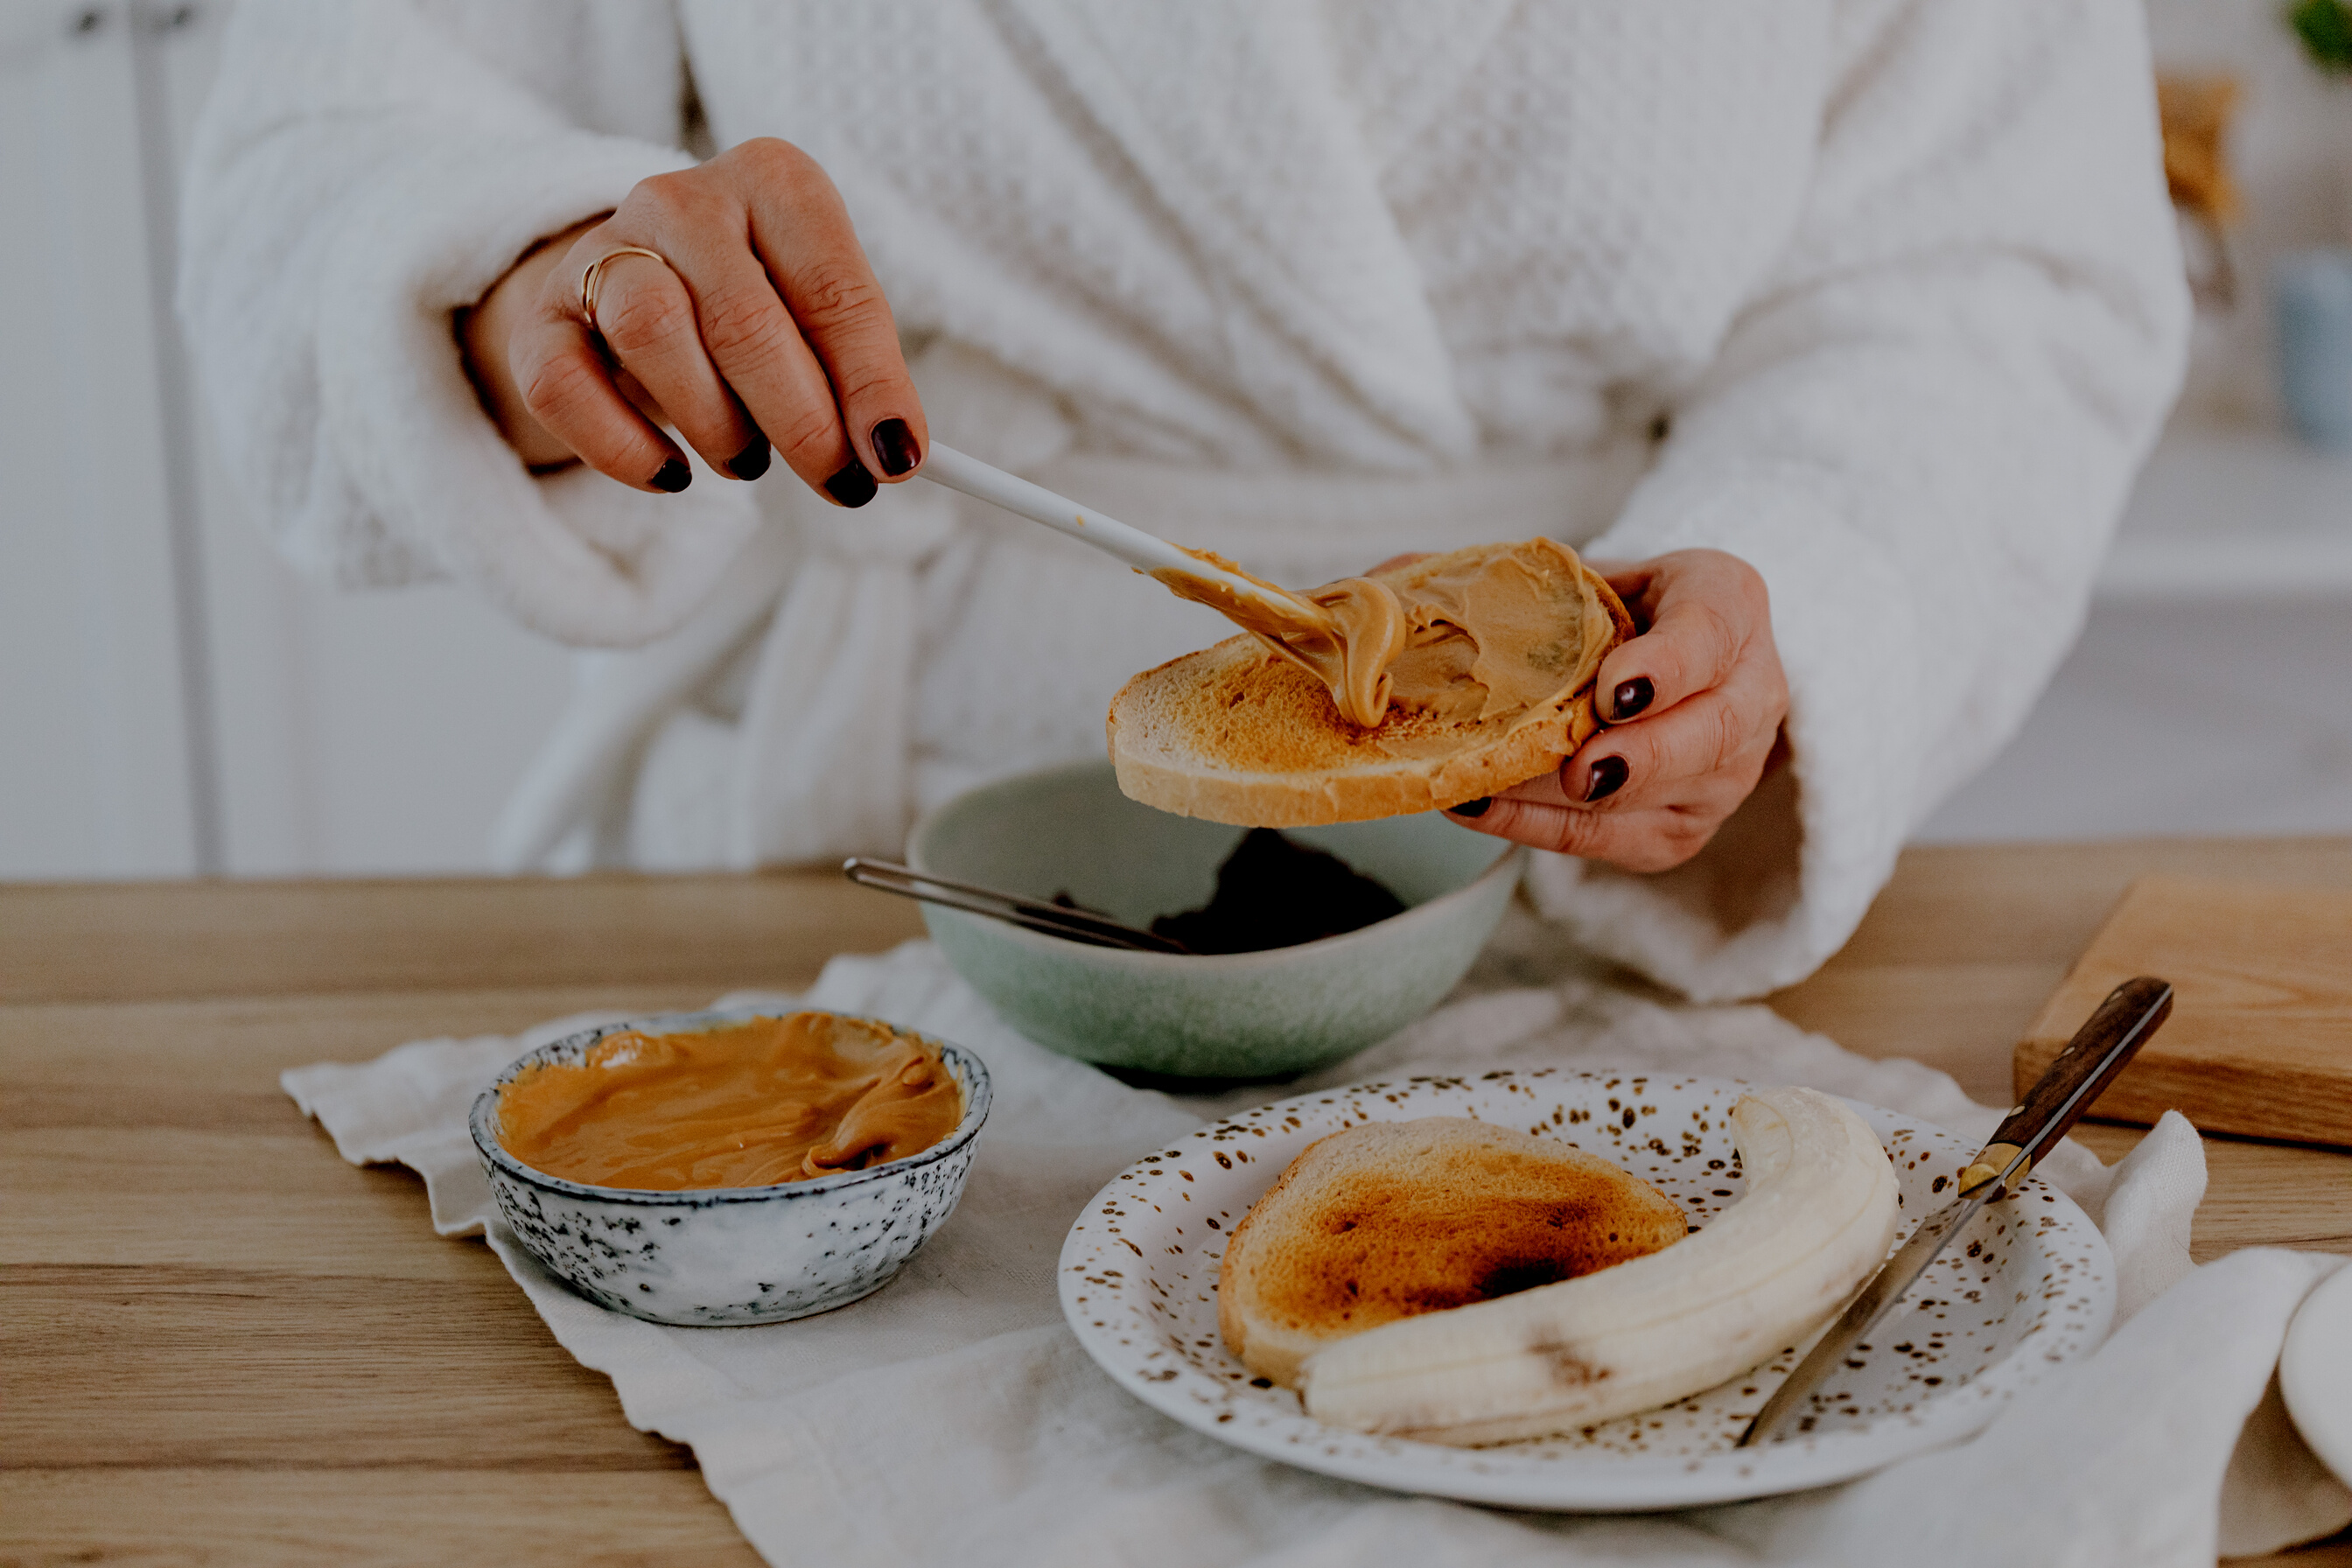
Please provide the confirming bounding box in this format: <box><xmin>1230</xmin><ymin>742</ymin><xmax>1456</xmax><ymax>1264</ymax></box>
<box><xmin>1152</xmin><ymin>537</ymin><xmax>1609</xmax><ymax>733</ymax></box>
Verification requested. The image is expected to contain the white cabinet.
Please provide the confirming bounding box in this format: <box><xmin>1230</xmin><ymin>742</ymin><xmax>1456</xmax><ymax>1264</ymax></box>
<box><xmin>1</xmin><ymin>0</ymin><xmax>203</xmax><ymax>877</ymax></box>
<box><xmin>0</xmin><ymin>0</ymin><xmax>570</xmax><ymax>880</ymax></box>
<box><xmin>1920</xmin><ymin>418</ymin><xmax>2352</xmax><ymax>844</ymax></box>
<box><xmin>2097</xmin><ymin>423</ymin><xmax>2352</xmax><ymax>600</ymax></box>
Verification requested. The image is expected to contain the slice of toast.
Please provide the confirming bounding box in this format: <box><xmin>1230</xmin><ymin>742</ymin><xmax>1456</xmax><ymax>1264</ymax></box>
<box><xmin>1217</xmin><ymin>1117</ymin><xmax>1688</xmax><ymax>1388</ymax></box>
<box><xmin>1109</xmin><ymin>539</ymin><xmax>1633</xmax><ymax>826</ymax></box>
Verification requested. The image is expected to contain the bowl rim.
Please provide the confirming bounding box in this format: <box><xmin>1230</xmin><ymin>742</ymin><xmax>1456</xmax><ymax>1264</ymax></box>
<box><xmin>467</xmin><ymin>1007</ymin><xmax>993</xmax><ymax>1207</ymax></box>
<box><xmin>904</xmin><ymin>760</ymin><xmax>1524</xmax><ymax>970</ymax></box>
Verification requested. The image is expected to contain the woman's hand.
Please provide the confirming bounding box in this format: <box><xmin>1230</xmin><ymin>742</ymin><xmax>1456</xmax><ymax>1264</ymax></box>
<box><xmin>1446</xmin><ymin>549</ymin><xmax>1789</xmax><ymax>873</ymax></box>
<box><xmin>458</xmin><ymin>137</ymin><xmax>924</xmax><ymax>505</ymax></box>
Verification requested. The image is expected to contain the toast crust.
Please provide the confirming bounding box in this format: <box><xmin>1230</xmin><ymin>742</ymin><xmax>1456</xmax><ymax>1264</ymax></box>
<box><xmin>1109</xmin><ymin>543</ymin><xmax>1633</xmax><ymax>827</ymax></box>
<box><xmin>1218</xmin><ymin>1118</ymin><xmax>1687</xmax><ymax>1387</ymax></box>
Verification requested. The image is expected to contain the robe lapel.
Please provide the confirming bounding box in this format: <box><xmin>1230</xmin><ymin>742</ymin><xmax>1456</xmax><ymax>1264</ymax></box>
<box><xmin>991</xmin><ymin>0</ymin><xmax>1496</xmax><ymax>466</ymax></box>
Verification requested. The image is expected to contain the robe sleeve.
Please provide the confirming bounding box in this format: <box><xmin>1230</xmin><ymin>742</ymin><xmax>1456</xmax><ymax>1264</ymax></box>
<box><xmin>1525</xmin><ymin>0</ymin><xmax>2190</xmax><ymax>1001</ymax></box>
<box><xmin>178</xmin><ymin>0</ymin><xmax>762</xmax><ymax>647</ymax></box>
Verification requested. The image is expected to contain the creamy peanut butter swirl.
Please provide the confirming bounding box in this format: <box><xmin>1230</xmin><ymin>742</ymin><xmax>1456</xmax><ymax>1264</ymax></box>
<box><xmin>1153</xmin><ymin>538</ymin><xmax>1606</xmax><ymax>731</ymax></box>
<box><xmin>1151</xmin><ymin>553</ymin><xmax>1404</xmax><ymax>728</ymax></box>
<box><xmin>1382</xmin><ymin>539</ymin><xmax>1610</xmax><ymax>723</ymax></box>
<box><xmin>496</xmin><ymin>1012</ymin><xmax>961</xmax><ymax>1191</ymax></box>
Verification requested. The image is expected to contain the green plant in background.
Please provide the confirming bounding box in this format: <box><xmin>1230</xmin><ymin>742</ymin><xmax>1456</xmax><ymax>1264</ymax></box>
<box><xmin>2290</xmin><ymin>0</ymin><xmax>2352</xmax><ymax>74</ymax></box>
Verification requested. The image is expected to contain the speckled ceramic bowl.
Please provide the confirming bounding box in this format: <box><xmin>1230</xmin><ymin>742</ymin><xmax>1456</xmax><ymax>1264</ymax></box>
<box><xmin>468</xmin><ymin>1009</ymin><xmax>990</xmax><ymax>1326</ymax></box>
<box><xmin>906</xmin><ymin>760</ymin><xmax>1520</xmax><ymax>1080</ymax></box>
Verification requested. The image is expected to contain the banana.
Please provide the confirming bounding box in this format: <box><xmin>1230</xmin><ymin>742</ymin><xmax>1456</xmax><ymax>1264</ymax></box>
<box><xmin>1297</xmin><ymin>1087</ymin><xmax>1900</xmax><ymax>1446</ymax></box>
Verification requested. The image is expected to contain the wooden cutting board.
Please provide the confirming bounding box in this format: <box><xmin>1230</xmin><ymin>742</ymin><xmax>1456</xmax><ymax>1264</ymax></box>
<box><xmin>2015</xmin><ymin>876</ymin><xmax>2352</xmax><ymax>1147</ymax></box>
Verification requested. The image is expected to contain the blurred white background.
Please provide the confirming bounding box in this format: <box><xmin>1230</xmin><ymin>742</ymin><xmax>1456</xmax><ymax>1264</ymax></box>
<box><xmin>1</xmin><ymin>0</ymin><xmax>2348</xmax><ymax>881</ymax></box>
<box><xmin>1</xmin><ymin>0</ymin><xmax>569</xmax><ymax>879</ymax></box>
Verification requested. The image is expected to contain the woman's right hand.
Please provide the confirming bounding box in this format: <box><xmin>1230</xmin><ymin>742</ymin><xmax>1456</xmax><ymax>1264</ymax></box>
<box><xmin>459</xmin><ymin>137</ymin><xmax>925</xmax><ymax>506</ymax></box>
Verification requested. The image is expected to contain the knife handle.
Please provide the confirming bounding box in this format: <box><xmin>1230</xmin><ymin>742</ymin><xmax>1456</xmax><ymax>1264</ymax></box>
<box><xmin>1958</xmin><ymin>975</ymin><xmax>2174</xmax><ymax>1200</ymax></box>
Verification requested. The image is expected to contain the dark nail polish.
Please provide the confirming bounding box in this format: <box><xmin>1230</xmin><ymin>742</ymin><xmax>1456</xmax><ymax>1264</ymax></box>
<box><xmin>1610</xmin><ymin>677</ymin><xmax>1654</xmax><ymax>722</ymax></box>
<box><xmin>1449</xmin><ymin>797</ymin><xmax>1492</xmax><ymax>819</ymax></box>
<box><xmin>727</xmin><ymin>439</ymin><xmax>771</xmax><ymax>481</ymax></box>
<box><xmin>823</xmin><ymin>460</ymin><xmax>877</xmax><ymax>508</ymax></box>
<box><xmin>871</xmin><ymin>418</ymin><xmax>920</xmax><ymax>477</ymax></box>
<box><xmin>651</xmin><ymin>458</ymin><xmax>691</xmax><ymax>494</ymax></box>
<box><xmin>1584</xmin><ymin>756</ymin><xmax>1629</xmax><ymax>803</ymax></box>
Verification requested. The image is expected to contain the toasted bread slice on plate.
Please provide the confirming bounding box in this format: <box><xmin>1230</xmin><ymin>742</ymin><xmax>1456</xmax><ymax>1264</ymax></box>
<box><xmin>1109</xmin><ymin>539</ymin><xmax>1632</xmax><ymax>826</ymax></box>
<box><xmin>1216</xmin><ymin>1116</ymin><xmax>1687</xmax><ymax>1387</ymax></box>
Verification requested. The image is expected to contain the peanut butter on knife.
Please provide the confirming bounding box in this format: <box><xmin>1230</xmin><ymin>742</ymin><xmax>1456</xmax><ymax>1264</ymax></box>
<box><xmin>1152</xmin><ymin>550</ymin><xmax>1406</xmax><ymax>728</ymax></box>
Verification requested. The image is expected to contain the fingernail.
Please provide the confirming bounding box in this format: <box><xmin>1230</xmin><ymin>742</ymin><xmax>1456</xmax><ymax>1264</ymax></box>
<box><xmin>871</xmin><ymin>417</ymin><xmax>920</xmax><ymax>477</ymax></box>
<box><xmin>727</xmin><ymin>438</ymin><xmax>771</xmax><ymax>481</ymax></box>
<box><xmin>651</xmin><ymin>458</ymin><xmax>691</xmax><ymax>494</ymax></box>
<box><xmin>823</xmin><ymin>460</ymin><xmax>877</xmax><ymax>508</ymax></box>
<box><xmin>1609</xmin><ymin>677</ymin><xmax>1654</xmax><ymax>722</ymax></box>
<box><xmin>1584</xmin><ymin>756</ymin><xmax>1629</xmax><ymax>803</ymax></box>
<box><xmin>1449</xmin><ymin>797</ymin><xmax>1492</xmax><ymax>819</ymax></box>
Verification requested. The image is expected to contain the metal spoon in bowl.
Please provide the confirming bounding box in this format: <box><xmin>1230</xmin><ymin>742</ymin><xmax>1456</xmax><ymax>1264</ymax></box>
<box><xmin>842</xmin><ymin>857</ymin><xmax>1193</xmax><ymax>956</ymax></box>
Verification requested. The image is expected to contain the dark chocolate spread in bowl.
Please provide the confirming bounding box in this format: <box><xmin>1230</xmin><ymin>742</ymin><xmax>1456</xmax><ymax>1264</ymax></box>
<box><xmin>1149</xmin><ymin>830</ymin><xmax>1407</xmax><ymax>955</ymax></box>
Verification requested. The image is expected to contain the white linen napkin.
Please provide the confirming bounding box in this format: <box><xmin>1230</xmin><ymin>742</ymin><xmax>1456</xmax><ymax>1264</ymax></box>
<box><xmin>284</xmin><ymin>928</ymin><xmax>2348</xmax><ymax>1567</ymax></box>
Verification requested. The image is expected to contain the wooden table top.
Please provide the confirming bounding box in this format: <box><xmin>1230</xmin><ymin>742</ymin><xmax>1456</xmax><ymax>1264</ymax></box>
<box><xmin>5</xmin><ymin>837</ymin><xmax>2348</xmax><ymax>1565</ymax></box>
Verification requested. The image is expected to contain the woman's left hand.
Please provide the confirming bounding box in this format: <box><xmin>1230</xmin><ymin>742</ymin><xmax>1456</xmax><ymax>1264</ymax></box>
<box><xmin>1445</xmin><ymin>549</ymin><xmax>1789</xmax><ymax>873</ymax></box>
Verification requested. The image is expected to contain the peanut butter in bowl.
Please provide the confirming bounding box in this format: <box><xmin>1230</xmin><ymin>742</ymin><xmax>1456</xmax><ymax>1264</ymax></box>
<box><xmin>468</xmin><ymin>1008</ymin><xmax>991</xmax><ymax>1326</ymax></box>
<box><xmin>495</xmin><ymin>1012</ymin><xmax>963</xmax><ymax>1191</ymax></box>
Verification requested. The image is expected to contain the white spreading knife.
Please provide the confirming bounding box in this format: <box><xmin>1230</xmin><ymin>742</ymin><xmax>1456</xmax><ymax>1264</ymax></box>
<box><xmin>919</xmin><ymin>441</ymin><xmax>1320</xmax><ymax>630</ymax></box>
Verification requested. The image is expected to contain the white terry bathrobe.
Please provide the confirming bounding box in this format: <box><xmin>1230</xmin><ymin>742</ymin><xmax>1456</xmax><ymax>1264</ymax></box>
<box><xmin>180</xmin><ymin>0</ymin><xmax>2188</xmax><ymax>1002</ymax></box>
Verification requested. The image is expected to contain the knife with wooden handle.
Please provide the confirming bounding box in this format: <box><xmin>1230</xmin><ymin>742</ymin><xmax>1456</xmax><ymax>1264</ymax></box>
<box><xmin>1737</xmin><ymin>975</ymin><xmax>2175</xmax><ymax>1446</ymax></box>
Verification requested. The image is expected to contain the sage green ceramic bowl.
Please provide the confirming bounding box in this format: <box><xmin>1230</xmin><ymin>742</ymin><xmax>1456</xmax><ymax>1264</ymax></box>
<box><xmin>906</xmin><ymin>760</ymin><xmax>1520</xmax><ymax>1079</ymax></box>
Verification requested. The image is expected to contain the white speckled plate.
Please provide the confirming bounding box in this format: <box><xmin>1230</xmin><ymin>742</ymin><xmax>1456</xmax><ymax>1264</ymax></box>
<box><xmin>1059</xmin><ymin>1069</ymin><xmax>2112</xmax><ymax>1510</ymax></box>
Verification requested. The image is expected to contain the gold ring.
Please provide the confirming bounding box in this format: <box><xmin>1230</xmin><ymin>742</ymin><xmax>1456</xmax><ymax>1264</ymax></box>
<box><xmin>578</xmin><ymin>246</ymin><xmax>670</xmax><ymax>327</ymax></box>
